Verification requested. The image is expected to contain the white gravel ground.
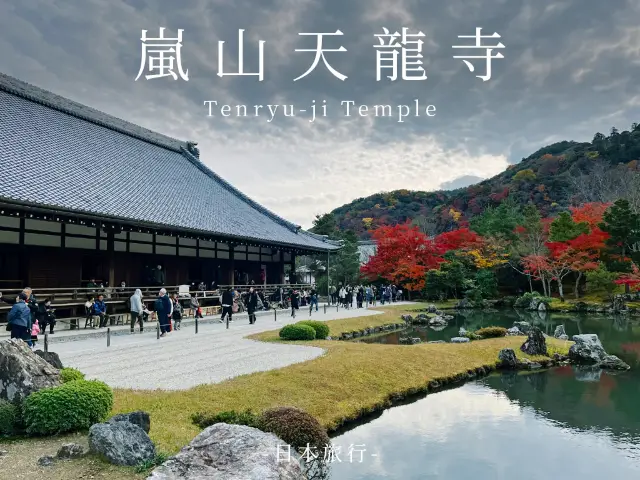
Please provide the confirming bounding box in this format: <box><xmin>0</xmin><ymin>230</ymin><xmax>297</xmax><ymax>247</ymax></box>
<box><xmin>51</xmin><ymin>303</ymin><xmax>405</xmax><ymax>390</ymax></box>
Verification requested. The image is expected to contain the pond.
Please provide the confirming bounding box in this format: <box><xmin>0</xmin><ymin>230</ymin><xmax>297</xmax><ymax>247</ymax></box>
<box><xmin>325</xmin><ymin>310</ymin><xmax>640</xmax><ymax>479</ymax></box>
<box><xmin>359</xmin><ymin>309</ymin><xmax>640</xmax><ymax>368</ymax></box>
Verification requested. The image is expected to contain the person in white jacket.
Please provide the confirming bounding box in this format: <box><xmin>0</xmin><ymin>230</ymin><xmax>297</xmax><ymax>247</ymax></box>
<box><xmin>130</xmin><ymin>289</ymin><xmax>144</xmax><ymax>333</ymax></box>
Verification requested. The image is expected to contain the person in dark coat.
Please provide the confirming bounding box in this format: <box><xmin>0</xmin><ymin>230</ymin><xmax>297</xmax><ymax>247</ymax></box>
<box><xmin>220</xmin><ymin>287</ymin><xmax>234</xmax><ymax>323</ymax></box>
<box><xmin>154</xmin><ymin>288</ymin><xmax>172</xmax><ymax>337</ymax></box>
<box><xmin>247</xmin><ymin>287</ymin><xmax>259</xmax><ymax>324</ymax></box>
<box><xmin>37</xmin><ymin>298</ymin><xmax>56</xmax><ymax>334</ymax></box>
<box><xmin>290</xmin><ymin>289</ymin><xmax>299</xmax><ymax>318</ymax></box>
<box><xmin>8</xmin><ymin>292</ymin><xmax>33</xmax><ymax>346</ymax></box>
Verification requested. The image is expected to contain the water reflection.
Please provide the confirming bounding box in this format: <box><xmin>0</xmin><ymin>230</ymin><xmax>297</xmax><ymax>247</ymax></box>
<box><xmin>331</xmin><ymin>369</ymin><xmax>640</xmax><ymax>479</ymax></box>
<box><xmin>360</xmin><ymin>310</ymin><xmax>640</xmax><ymax>367</ymax></box>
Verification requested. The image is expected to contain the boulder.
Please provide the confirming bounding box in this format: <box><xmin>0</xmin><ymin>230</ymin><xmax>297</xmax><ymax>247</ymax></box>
<box><xmin>598</xmin><ymin>355</ymin><xmax>631</xmax><ymax>370</ymax></box>
<box><xmin>147</xmin><ymin>423</ymin><xmax>304</xmax><ymax>480</ymax></box>
<box><xmin>455</xmin><ymin>298</ymin><xmax>473</xmax><ymax>309</ymax></box>
<box><xmin>528</xmin><ymin>297</ymin><xmax>542</xmax><ymax>310</ymax></box>
<box><xmin>428</xmin><ymin>316</ymin><xmax>448</xmax><ymax>326</ymax></box>
<box><xmin>459</xmin><ymin>327</ymin><xmax>467</xmax><ymax>337</ymax></box>
<box><xmin>520</xmin><ymin>327</ymin><xmax>547</xmax><ymax>356</ymax></box>
<box><xmin>0</xmin><ymin>339</ymin><xmax>61</xmax><ymax>404</ymax></box>
<box><xmin>427</xmin><ymin>340</ymin><xmax>446</xmax><ymax>344</ymax></box>
<box><xmin>89</xmin><ymin>421</ymin><xmax>155</xmax><ymax>466</ymax></box>
<box><xmin>409</xmin><ymin>338</ymin><xmax>421</xmax><ymax>345</ymax></box>
<box><xmin>612</xmin><ymin>295</ymin><xmax>626</xmax><ymax>312</ymax></box>
<box><xmin>553</xmin><ymin>325</ymin><xmax>566</xmax><ymax>339</ymax></box>
<box><xmin>518</xmin><ymin>358</ymin><xmax>542</xmax><ymax>370</ymax></box>
<box><xmin>57</xmin><ymin>443</ymin><xmax>85</xmax><ymax>459</ymax></box>
<box><xmin>537</xmin><ymin>302</ymin><xmax>547</xmax><ymax>311</ymax></box>
<box><xmin>429</xmin><ymin>325</ymin><xmax>446</xmax><ymax>332</ymax></box>
<box><xmin>497</xmin><ymin>348</ymin><xmax>518</xmax><ymax>369</ymax></box>
<box><xmin>568</xmin><ymin>334</ymin><xmax>607</xmax><ymax>364</ymax></box>
<box><xmin>513</xmin><ymin>321</ymin><xmax>532</xmax><ymax>334</ymax></box>
<box><xmin>400</xmin><ymin>314</ymin><xmax>413</xmax><ymax>322</ymax></box>
<box><xmin>415</xmin><ymin>313</ymin><xmax>428</xmax><ymax>322</ymax></box>
<box><xmin>33</xmin><ymin>350</ymin><xmax>64</xmax><ymax>369</ymax></box>
<box><xmin>109</xmin><ymin>411</ymin><xmax>151</xmax><ymax>434</ymax></box>
<box><xmin>506</xmin><ymin>326</ymin><xmax>523</xmax><ymax>336</ymax></box>
<box><xmin>427</xmin><ymin>304</ymin><xmax>438</xmax><ymax>313</ymax></box>
<box><xmin>38</xmin><ymin>455</ymin><xmax>55</xmax><ymax>467</ymax></box>
<box><xmin>450</xmin><ymin>337</ymin><xmax>470</xmax><ymax>343</ymax></box>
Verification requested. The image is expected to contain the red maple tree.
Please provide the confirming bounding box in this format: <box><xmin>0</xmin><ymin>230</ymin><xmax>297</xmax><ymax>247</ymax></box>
<box><xmin>361</xmin><ymin>223</ymin><xmax>444</xmax><ymax>291</ymax></box>
<box><xmin>569</xmin><ymin>202</ymin><xmax>611</xmax><ymax>228</ymax></box>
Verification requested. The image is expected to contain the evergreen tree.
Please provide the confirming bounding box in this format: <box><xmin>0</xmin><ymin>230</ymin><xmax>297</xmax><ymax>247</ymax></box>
<box><xmin>600</xmin><ymin>199</ymin><xmax>640</xmax><ymax>261</ymax></box>
<box><xmin>549</xmin><ymin>211</ymin><xmax>589</xmax><ymax>242</ymax></box>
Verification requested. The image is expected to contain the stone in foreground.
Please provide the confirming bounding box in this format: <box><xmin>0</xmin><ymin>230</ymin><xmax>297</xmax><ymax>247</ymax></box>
<box><xmin>498</xmin><ymin>348</ymin><xmax>518</xmax><ymax>369</ymax></box>
<box><xmin>109</xmin><ymin>411</ymin><xmax>151</xmax><ymax>434</ymax></box>
<box><xmin>89</xmin><ymin>421</ymin><xmax>155</xmax><ymax>466</ymax></box>
<box><xmin>33</xmin><ymin>350</ymin><xmax>64</xmax><ymax>369</ymax></box>
<box><xmin>450</xmin><ymin>337</ymin><xmax>470</xmax><ymax>343</ymax></box>
<box><xmin>38</xmin><ymin>455</ymin><xmax>55</xmax><ymax>467</ymax></box>
<box><xmin>598</xmin><ymin>355</ymin><xmax>630</xmax><ymax>370</ymax></box>
<box><xmin>568</xmin><ymin>334</ymin><xmax>607</xmax><ymax>364</ymax></box>
<box><xmin>520</xmin><ymin>327</ymin><xmax>547</xmax><ymax>356</ymax></box>
<box><xmin>506</xmin><ymin>326</ymin><xmax>523</xmax><ymax>336</ymax></box>
<box><xmin>57</xmin><ymin>443</ymin><xmax>85</xmax><ymax>459</ymax></box>
<box><xmin>147</xmin><ymin>423</ymin><xmax>304</xmax><ymax>480</ymax></box>
<box><xmin>0</xmin><ymin>339</ymin><xmax>61</xmax><ymax>404</ymax></box>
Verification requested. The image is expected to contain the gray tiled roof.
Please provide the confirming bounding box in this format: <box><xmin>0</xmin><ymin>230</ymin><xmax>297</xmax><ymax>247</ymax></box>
<box><xmin>0</xmin><ymin>73</ymin><xmax>339</xmax><ymax>251</ymax></box>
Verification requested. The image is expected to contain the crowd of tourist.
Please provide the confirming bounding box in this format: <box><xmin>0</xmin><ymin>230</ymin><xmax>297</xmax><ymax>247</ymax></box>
<box><xmin>1</xmin><ymin>287</ymin><xmax>57</xmax><ymax>348</ymax></box>
<box><xmin>327</xmin><ymin>283</ymin><xmax>403</xmax><ymax>309</ymax></box>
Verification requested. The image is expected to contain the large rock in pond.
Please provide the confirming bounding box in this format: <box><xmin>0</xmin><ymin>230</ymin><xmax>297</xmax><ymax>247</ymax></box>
<box><xmin>33</xmin><ymin>350</ymin><xmax>64</xmax><ymax>369</ymax></box>
<box><xmin>513</xmin><ymin>321</ymin><xmax>532</xmax><ymax>334</ymax></box>
<box><xmin>0</xmin><ymin>339</ymin><xmax>61</xmax><ymax>404</ymax></box>
<box><xmin>553</xmin><ymin>325</ymin><xmax>566</xmax><ymax>339</ymax></box>
<box><xmin>450</xmin><ymin>337</ymin><xmax>470</xmax><ymax>343</ymax></box>
<box><xmin>428</xmin><ymin>316</ymin><xmax>448</xmax><ymax>326</ymax></box>
<box><xmin>89</xmin><ymin>421</ymin><xmax>155</xmax><ymax>466</ymax></box>
<box><xmin>498</xmin><ymin>348</ymin><xmax>518</xmax><ymax>369</ymax></box>
<box><xmin>568</xmin><ymin>334</ymin><xmax>607</xmax><ymax>364</ymax></box>
<box><xmin>598</xmin><ymin>355</ymin><xmax>630</xmax><ymax>370</ymax></box>
<box><xmin>109</xmin><ymin>411</ymin><xmax>151</xmax><ymax>434</ymax></box>
<box><xmin>147</xmin><ymin>423</ymin><xmax>305</xmax><ymax>480</ymax></box>
<box><xmin>520</xmin><ymin>327</ymin><xmax>547</xmax><ymax>356</ymax></box>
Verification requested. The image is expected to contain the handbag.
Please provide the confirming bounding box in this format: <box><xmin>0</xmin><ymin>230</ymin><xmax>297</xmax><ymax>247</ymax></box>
<box><xmin>5</xmin><ymin>322</ymin><xmax>12</xmax><ymax>331</ymax></box>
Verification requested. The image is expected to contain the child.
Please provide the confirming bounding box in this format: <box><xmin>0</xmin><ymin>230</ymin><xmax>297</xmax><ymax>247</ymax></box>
<box><xmin>172</xmin><ymin>295</ymin><xmax>183</xmax><ymax>330</ymax></box>
<box><xmin>31</xmin><ymin>319</ymin><xmax>40</xmax><ymax>348</ymax></box>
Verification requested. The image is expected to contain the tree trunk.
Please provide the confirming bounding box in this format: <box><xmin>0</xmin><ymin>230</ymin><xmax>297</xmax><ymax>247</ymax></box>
<box><xmin>557</xmin><ymin>281</ymin><xmax>564</xmax><ymax>302</ymax></box>
<box><xmin>574</xmin><ymin>272</ymin><xmax>582</xmax><ymax>299</ymax></box>
<box><xmin>541</xmin><ymin>277</ymin><xmax>547</xmax><ymax>297</ymax></box>
<box><xmin>528</xmin><ymin>276</ymin><xmax>533</xmax><ymax>293</ymax></box>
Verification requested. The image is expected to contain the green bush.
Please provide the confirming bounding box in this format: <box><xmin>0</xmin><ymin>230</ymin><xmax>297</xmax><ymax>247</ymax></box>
<box><xmin>463</xmin><ymin>331</ymin><xmax>482</xmax><ymax>340</ymax></box>
<box><xmin>23</xmin><ymin>380</ymin><xmax>113</xmax><ymax>435</ymax></box>
<box><xmin>0</xmin><ymin>399</ymin><xmax>20</xmax><ymax>436</ymax></box>
<box><xmin>514</xmin><ymin>292</ymin><xmax>552</xmax><ymax>308</ymax></box>
<box><xmin>60</xmin><ymin>367</ymin><xmax>85</xmax><ymax>383</ymax></box>
<box><xmin>279</xmin><ymin>324</ymin><xmax>316</xmax><ymax>341</ymax></box>
<box><xmin>260</xmin><ymin>406</ymin><xmax>330</xmax><ymax>451</ymax></box>
<box><xmin>191</xmin><ymin>409</ymin><xmax>262</xmax><ymax>430</ymax></box>
<box><xmin>296</xmin><ymin>321</ymin><xmax>329</xmax><ymax>340</ymax></box>
<box><xmin>475</xmin><ymin>326</ymin><xmax>508</xmax><ymax>338</ymax></box>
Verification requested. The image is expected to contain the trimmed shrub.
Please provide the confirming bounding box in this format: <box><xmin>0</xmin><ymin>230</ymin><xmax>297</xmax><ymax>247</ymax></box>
<box><xmin>191</xmin><ymin>409</ymin><xmax>262</xmax><ymax>430</ymax></box>
<box><xmin>260</xmin><ymin>406</ymin><xmax>330</xmax><ymax>451</ymax></box>
<box><xmin>60</xmin><ymin>367</ymin><xmax>85</xmax><ymax>383</ymax></box>
<box><xmin>23</xmin><ymin>380</ymin><xmax>113</xmax><ymax>435</ymax></box>
<box><xmin>475</xmin><ymin>326</ymin><xmax>508</xmax><ymax>338</ymax></box>
<box><xmin>0</xmin><ymin>399</ymin><xmax>20</xmax><ymax>436</ymax></box>
<box><xmin>463</xmin><ymin>331</ymin><xmax>482</xmax><ymax>340</ymax></box>
<box><xmin>279</xmin><ymin>324</ymin><xmax>316</xmax><ymax>341</ymax></box>
<box><xmin>296</xmin><ymin>321</ymin><xmax>329</xmax><ymax>340</ymax></box>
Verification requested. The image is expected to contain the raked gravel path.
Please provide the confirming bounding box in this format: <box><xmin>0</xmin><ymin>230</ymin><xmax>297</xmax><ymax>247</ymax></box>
<box><xmin>51</xmin><ymin>302</ymin><xmax>411</xmax><ymax>390</ymax></box>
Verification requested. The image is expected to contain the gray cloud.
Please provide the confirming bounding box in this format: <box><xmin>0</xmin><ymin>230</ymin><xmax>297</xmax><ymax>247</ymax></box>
<box><xmin>0</xmin><ymin>0</ymin><xmax>638</xmax><ymax>227</ymax></box>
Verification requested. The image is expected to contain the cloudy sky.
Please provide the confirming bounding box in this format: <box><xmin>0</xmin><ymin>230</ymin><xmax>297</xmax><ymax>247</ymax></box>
<box><xmin>1</xmin><ymin>0</ymin><xmax>638</xmax><ymax>228</ymax></box>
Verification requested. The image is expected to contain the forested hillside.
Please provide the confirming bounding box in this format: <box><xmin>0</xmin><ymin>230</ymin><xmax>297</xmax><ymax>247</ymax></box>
<box><xmin>324</xmin><ymin>123</ymin><xmax>640</xmax><ymax>238</ymax></box>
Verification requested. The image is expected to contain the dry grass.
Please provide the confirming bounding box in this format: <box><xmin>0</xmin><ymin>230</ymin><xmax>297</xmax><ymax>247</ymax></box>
<box><xmin>111</xmin><ymin>305</ymin><xmax>569</xmax><ymax>453</ymax></box>
<box><xmin>0</xmin><ymin>433</ymin><xmax>144</xmax><ymax>480</ymax></box>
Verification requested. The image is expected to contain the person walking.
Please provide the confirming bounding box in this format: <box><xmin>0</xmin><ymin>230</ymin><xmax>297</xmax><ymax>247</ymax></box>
<box><xmin>309</xmin><ymin>286</ymin><xmax>318</xmax><ymax>313</ymax></box>
<box><xmin>247</xmin><ymin>286</ymin><xmax>258</xmax><ymax>324</ymax></box>
<box><xmin>172</xmin><ymin>294</ymin><xmax>183</xmax><ymax>330</ymax></box>
<box><xmin>220</xmin><ymin>287</ymin><xmax>233</xmax><ymax>324</ymax></box>
<box><xmin>8</xmin><ymin>292</ymin><xmax>33</xmax><ymax>347</ymax></box>
<box><xmin>154</xmin><ymin>288</ymin><xmax>172</xmax><ymax>337</ymax></box>
<box><xmin>130</xmin><ymin>288</ymin><xmax>144</xmax><ymax>333</ymax></box>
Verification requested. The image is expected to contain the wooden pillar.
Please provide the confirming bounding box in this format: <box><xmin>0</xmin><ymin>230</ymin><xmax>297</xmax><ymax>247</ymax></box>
<box><xmin>279</xmin><ymin>250</ymin><xmax>285</xmax><ymax>284</ymax></box>
<box><xmin>230</xmin><ymin>245</ymin><xmax>235</xmax><ymax>286</ymax></box>
<box><xmin>107</xmin><ymin>230</ymin><xmax>115</xmax><ymax>287</ymax></box>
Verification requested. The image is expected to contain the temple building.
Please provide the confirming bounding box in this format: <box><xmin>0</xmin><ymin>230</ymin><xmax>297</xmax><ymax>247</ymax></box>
<box><xmin>0</xmin><ymin>73</ymin><xmax>339</xmax><ymax>296</ymax></box>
